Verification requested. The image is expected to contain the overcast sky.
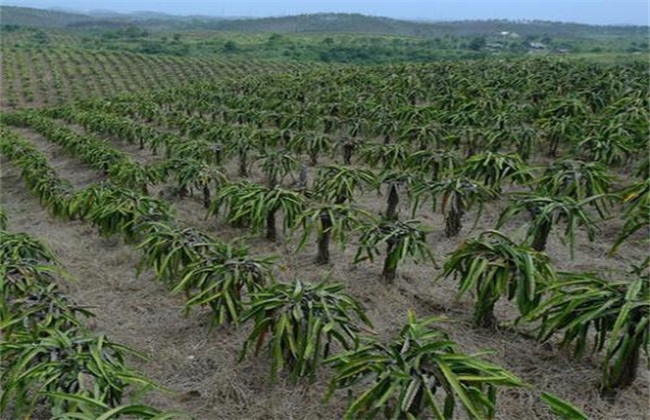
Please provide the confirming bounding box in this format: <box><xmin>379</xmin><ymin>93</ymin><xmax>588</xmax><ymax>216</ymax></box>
<box><xmin>3</xmin><ymin>0</ymin><xmax>649</xmax><ymax>25</ymax></box>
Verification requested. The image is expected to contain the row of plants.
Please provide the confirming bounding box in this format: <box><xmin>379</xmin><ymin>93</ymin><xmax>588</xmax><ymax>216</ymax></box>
<box><xmin>0</xmin><ymin>205</ymin><xmax>184</xmax><ymax>418</ymax></box>
<box><xmin>133</xmin><ymin>201</ymin><xmax>599</xmax><ymax>419</ymax></box>
<box><xmin>8</xmin><ymin>103</ymin><xmax>642</xmax><ymax>290</ymax></box>
<box><xmin>26</xmin><ymin>106</ymin><xmax>650</xmax><ymax>400</ymax></box>
<box><xmin>0</xmin><ymin>123</ymin><xmax>591</xmax><ymax>419</ymax></box>
<box><xmin>0</xmin><ymin>42</ymin><xmax>322</xmax><ymax>108</ymax></box>
<box><xmin>85</xmin><ymin>58</ymin><xmax>647</xmax><ymax>167</ymax></box>
<box><xmin>7</xmin><ymin>71</ymin><xmax>648</xmax><ymax>325</ymax></box>
<box><xmin>55</xmin><ymin>64</ymin><xmax>646</xmax><ymax>261</ymax></box>
<box><xmin>4</xmin><ymin>106</ymin><xmax>646</xmax><ymax>418</ymax></box>
<box><xmin>1</xmin><ymin>111</ymin><xmax>165</xmax><ymax>194</ymax></box>
<box><xmin>0</xmin><ymin>125</ymin><xmax>521</xmax><ymax>418</ymax></box>
<box><xmin>198</xmin><ymin>163</ymin><xmax>649</xmax><ymax>396</ymax></box>
<box><xmin>133</xmin><ymin>171</ymin><xmax>648</xmax><ymax>412</ymax></box>
<box><xmin>0</xmin><ymin>123</ymin><xmax>174</xmax><ymax>241</ymax></box>
<box><xmin>46</xmin><ymin>66</ymin><xmax>645</xmax><ymax>307</ymax></box>
<box><xmin>78</xmin><ymin>96</ymin><xmax>649</xmax><ymax>402</ymax></box>
<box><xmin>144</xmin><ymin>173</ymin><xmax>648</xmax><ymax>407</ymax></box>
<box><xmin>3</xmin><ymin>110</ymin><xmax>238</xmax><ymax>212</ymax></box>
<box><xmin>3</xmin><ymin>57</ymin><xmax>648</xmax><ymax>417</ymax></box>
<box><xmin>7</xmin><ymin>103</ymin><xmax>647</xmax><ymax>397</ymax></box>
<box><xmin>35</xmin><ymin>101</ymin><xmax>647</xmax><ymax>264</ymax></box>
<box><xmin>24</xmin><ymin>104</ymin><xmax>643</xmax><ymax>284</ymax></box>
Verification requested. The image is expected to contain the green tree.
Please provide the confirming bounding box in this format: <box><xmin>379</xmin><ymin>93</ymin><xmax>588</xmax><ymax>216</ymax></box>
<box><xmin>223</xmin><ymin>40</ymin><xmax>238</xmax><ymax>53</ymax></box>
<box><xmin>0</xmin><ymin>329</ymin><xmax>154</xmax><ymax>416</ymax></box>
<box><xmin>2</xmin><ymin>283</ymin><xmax>93</xmax><ymax>339</ymax></box>
<box><xmin>210</xmin><ymin>182</ymin><xmax>305</xmax><ymax>241</ymax></box>
<box><xmin>379</xmin><ymin>170</ymin><xmax>421</xmax><ymax>221</ymax></box>
<box><xmin>174</xmin><ymin>249</ymin><xmax>275</xmax><ymax>326</ymax></box>
<box><xmin>497</xmin><ymin>193</ymin><xmax>601</xmax><ymax>256</ymax></box>
<box><xmin>297</xmin><ymin>204</ymin><xmax>369</xmax><ymax>265</ymax></box>
<box><xmin>327</xmin><ymin>311</ymin><xmax>522</xmax><ymax>419</ymax></box>
<box><xmin>407</xmin><ymin>149</ymin><xmax>461</xmax><ymax>180</ymax></box>
<box><xmin>461</xmin><ymin>152</ymin><xmax>532</xmax><ymax>192</ymax></box>
<box><xmin>468</xmin><ymin>36</ymin><xmax>486</xmax><ymax>51</ymax></box>
<box><xmin>355</xmin><ymin>219</ymin><xmax>435</xmax><ymax>282</ymax></box>
<box><xmin>48</xmin><ymin>394</ymin><xmax>185</xmax><ymax>420</ymax></box>
<box><xmin>358</xmin><ymin>142</ymin><xmax>410</xmax><ymax>171</ymax></box>
<box><xmin>288</xmin><ymin>133</ymin><xmax>333</xmax><ymax>166</ymax></box>
<box><xmin>313</xmin><ymin>165</ymin><xmax>376</xmax><ymax>205</ymax></box>
<box><xmin>68</xmin><ymin>184</ymin><xmax>173</xmax><ymax>243</ymax></box>
<box><xmin>537</xmin><ymin>159</ymin><xmax>613</xmax><ymax>217</ymax></box>
<box><xmin>527</xmin><ymin>266</ymin><xmax>649</xmax><ymax>394</ymax></box>
<box><xmin>109</xmin><ymin>162</ymin><xmax>163</xmax><ymax>195</ymax></box>
<box><xmin>440</xmin><ymin>230</ymin><xmax>555</xmax><ymax>328</ymax></box>
<box><xmin>135</xmin><ymin>223</ymin><xmax>220</xmax><ymax>287</ymax></box>
<box><xmin>240</xmin><ymin>279</ymin><xmax>371</xmax><ymax>381</ymax></box>
<box><xmin>0</xmin><ymin>230</ymin><xmax>56</xmax><ymax>263</ymax></box>
<box><xmin>611</xmin><ymin>178</ymin><xmax>650</xmax><ymax>255</ymax></box>
<box><xmin>413</xmin><ymin>177</ymin><xmax>495</xmax><ymax>237</ymax></box>
<box><xmin>165</xmin><ymin>158</ymin><xmax>227</xmax><ymax>208</ymax></box>
<box><xmin>252</xmin><ymin>150</ymin><xmax>301</xmax><ymax>187</ymax></box>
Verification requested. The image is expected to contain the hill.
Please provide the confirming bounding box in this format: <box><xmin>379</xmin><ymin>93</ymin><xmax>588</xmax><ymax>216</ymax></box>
<box><xmin>1</xmin><ymin>6</ymin><xmax>646</xmax><ymax>38</ymax></box>
<box><xmin>193</xmin><ymin>13</ymin><xmax>647</xmax><ymax>38</ymax></box>
<box><xmin>0</xmin><ymin>6</ymin><xmax>94</xmax><ymax>27</ymax></box>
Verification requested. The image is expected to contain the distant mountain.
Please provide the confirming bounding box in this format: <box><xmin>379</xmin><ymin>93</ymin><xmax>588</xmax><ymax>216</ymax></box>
<box><xmin>195</xmin><ymin>13</ymin><xmax>646</xmax><ymax>37</ymax></box>
<box><xmin>85</xmin><ymin>9</ymin><xmax>220</xmax><ymax>21</ymax></box>
<box><xmin>0</xmin><ymin>6</ymin><xmax>645</xmax><ymax>38</ymax></box>
<box><xmin>0</xmin><ymin>6</ymin><xmax>94</xmax><ymax>27</ymax></box>
<box><xmin>0</xmin><ymin>6</ymin><xmax>230</xmax><ymax>27</ymax></box>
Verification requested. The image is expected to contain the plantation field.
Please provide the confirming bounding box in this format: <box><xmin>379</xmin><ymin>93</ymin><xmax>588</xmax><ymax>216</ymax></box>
<box><xmin>2</xmin><ymin>18</ymin><xmax>647</xmax><ymax>111</ymax></box>
<box><xmin>0</xmin><ymin>30</ymin><xmax>321</xmax><ymax>109</ymax></box>
<box><xmin>1</xmin><ymin>57</ymin><xmax>648</xmax><ymax>419</ymax></box>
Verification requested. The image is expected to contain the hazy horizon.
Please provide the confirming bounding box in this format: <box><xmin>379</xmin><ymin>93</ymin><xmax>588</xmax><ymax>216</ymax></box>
<box><xmin>2</xmin><ymin>0</ymin><xmax>649</xmax><ymax>25</ymax></box>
